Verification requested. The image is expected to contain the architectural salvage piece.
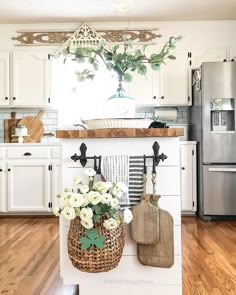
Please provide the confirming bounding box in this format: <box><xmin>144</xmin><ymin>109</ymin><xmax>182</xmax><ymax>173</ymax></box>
<box><xmin>12</xmin><ymin>26</ymin><xmax>161</xmax><ymax>46</ymax></box>
<box><xmin>98</xmin><ymin>29</ymin><xmax>161</xmax><ymax>43</ymax></box>
<box><xmin>55</xmin><ymin>22</ymin><xmax>109</xmax><ymax>54</ymax></box>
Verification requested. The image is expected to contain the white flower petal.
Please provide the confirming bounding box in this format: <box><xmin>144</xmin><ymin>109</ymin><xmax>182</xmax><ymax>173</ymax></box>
<box><xmin>62</xmin><ymin>207</ymin><xmax>76</xmax><ymax>220</ymax></box>
<box><xmin>110</xmin><ymin>198</ymin><xmax>119</xmax><ymax>208</ymax></box>
<box><xmin>81</xmin><ymin>219</ymin><xmax>94</xmax><ymax>229</ymax></box>
<box><xmin>80</xmin><ymin>207</ymin><xmax>93</xmax><ymax>221</ymax></box>
<box><xmin>69</xmin><ymin>193</ymin><xmax>84</xmax><ymax>207</ymax></box>
<box><xmin>123</xmin><ymin>208</ymin><xmax>133</xmax><ymax>224</ymax></box>
<box><xmin>53</xmin><ymin>206</ymin><xmax>61</xmax><ymax>216</ymax></box>
<box><xmin>103</xmin><ymin>218</ymin><xmax>118</xmax><ymax>230</ymax></box>
<box><xmin>84</xmin><ymin>168</ymin><xmax>97</xmax><ymax>177</ymax></box>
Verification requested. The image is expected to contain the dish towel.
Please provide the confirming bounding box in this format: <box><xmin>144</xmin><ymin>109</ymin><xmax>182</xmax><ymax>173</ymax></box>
<box><xmin>128</xmin><ymin>156</ymin><xmax>144</xmax><ymax>207</ymax></box>
<box><xmin>102</xmin><ymin>155</ymin><xmax>130</xmax><ymax>207</ymax></box>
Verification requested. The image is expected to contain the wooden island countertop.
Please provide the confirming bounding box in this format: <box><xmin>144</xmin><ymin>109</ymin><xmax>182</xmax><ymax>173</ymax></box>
<box><xmin>56</xmin><ymin>128</ymin><xmax>184</xmax><ymax>139</ymax></box>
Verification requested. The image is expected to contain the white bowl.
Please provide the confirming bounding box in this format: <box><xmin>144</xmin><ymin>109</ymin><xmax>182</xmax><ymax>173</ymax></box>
<box><xmin>84</xmin><ymin>118</ymin><xmax>152</xmax><ymax>129</ymax></box>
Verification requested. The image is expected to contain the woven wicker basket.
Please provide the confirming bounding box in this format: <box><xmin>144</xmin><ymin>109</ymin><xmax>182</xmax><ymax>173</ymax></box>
<box><xmin>68</xmin><ymin>217</ymin><xmax>125</xmax><ymax>273</ymax></box>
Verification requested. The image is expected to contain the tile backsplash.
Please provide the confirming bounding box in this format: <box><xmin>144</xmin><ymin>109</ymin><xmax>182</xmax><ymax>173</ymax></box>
<box><xmin>0</xmin><ymin>106</ymin><xmax>189</xmax><ymax>143</ymax></box>
<box><xmin>0</xmin><ymin>109</ymin><xmax>59</xmax><ymax>143</ymax></box>
<box><xmin>135</xmin><ymin>106</ymin><xmax>189</xmax><ymax>125</ymax></box>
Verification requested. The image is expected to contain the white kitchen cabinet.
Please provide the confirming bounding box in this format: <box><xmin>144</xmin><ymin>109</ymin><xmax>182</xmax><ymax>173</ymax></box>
<box><xmin>0</xmin><ymin>144</ymin><xmax>61</xmax><ymax>214</ymax></box>
<box><xmin>190</xmin><ymin>49</ymin><xmax>227</xmax><ymax>69</ymax></box>
<box><xmin>126</xmin><ymin>69</ymin><xmax>160</xmax><ymax>106</ymax></box>
<box><xmin>0</xmin><ymin>51</ymin><xmax>51</xmax><ymax>107</ymax></box>
<box><xmin>0</xmin><ymin>161</ymin><xmax>6</xmax><ymax>212</ymax></box>
<box><xmin>7</xmin><ymin>160</ymin><xmax>51</xmax><ymax>212</ymax></box>
<box><xmin>159</xmin><ymin>50</ymin><xmax>190</xmax><ymax>106</ymax></box>
<box><xmin>51</xmin><ymin>159</ymin><xmax>62</xmax><ymax>208</ymax></box>
<box><xmin>180</xmin><ymin>142</ymin><xmax>197</xmax><ymax>213</ymax></box>
<box><xmin>229</xmin><ymin>47</ymin><xmax>236</xmax><ymax>61</ymax></box>
<box><xmin>0</xmin><ymin>51</ymin><xmax>9</xmax><ymax>106</ymax></box>
<box><xmin>12</xmin><ymin>52</ymin><xmax>51</xmax><ymax>107</ymax></box>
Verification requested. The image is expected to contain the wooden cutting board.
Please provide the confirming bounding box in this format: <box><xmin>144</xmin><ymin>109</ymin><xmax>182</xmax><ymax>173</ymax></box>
<box><xmin>131</xmin><ymin>195</ymin><xmax>160</xmax><ymax>245</ymax></box>
<box><xmin>4</xmin><ymin>112</ymin><xmax>20</xmax><ymax>143</ymax></box>
<box><xmin>17</xmin><ymin>110</ymin><xmax>44</xmax><ymax>143</ymax></box>
<box><xmin>137</xmin><ymin>195</ymin><xmax>174</xmax><ymax>268</ymax></box>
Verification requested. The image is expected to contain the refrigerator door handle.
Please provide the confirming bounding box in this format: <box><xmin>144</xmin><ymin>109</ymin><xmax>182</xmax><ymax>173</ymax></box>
<box><xmin>209</xmin><ymin>168</ymin><xmax>236</xmax><ymax>172</ymax></box>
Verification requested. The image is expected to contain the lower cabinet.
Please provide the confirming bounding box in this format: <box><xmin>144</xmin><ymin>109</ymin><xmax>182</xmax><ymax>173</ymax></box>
<box><xmin>7</xmin><ymin>160</ymin><xmax>51</xmax><ymax>212</ymax></box>
<box><xmin>180</xmin><ymin>142</ymin><xmax>197</xmax><ymax>213</ymax></box>
<box><xmin>0</xmin><ymin>161</ymin><xmax>5</xmax><ymax>212</ymax></box>
<box><xmin>0</xmin><ymin>145</ymin><xmax>61</xmax><ymax>214</ymax></box>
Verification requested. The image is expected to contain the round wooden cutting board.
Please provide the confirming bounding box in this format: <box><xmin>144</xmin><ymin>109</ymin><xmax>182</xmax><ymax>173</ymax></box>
<box><xmin>17</xmin><ymin>111</ymin><xmax>44</xmax><ymax>143</ymax></box>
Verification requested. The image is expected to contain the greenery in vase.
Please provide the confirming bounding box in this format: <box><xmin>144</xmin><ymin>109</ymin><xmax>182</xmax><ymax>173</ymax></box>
<box><xmin>62</xmin><ymin>35</ymin><xmax>182</xmax><ymax>94</ymax></box>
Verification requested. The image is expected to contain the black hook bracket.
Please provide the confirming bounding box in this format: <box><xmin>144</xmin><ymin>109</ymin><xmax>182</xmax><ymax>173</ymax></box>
<box><xmin>143</xmin><ymin>141</ymin><xmax>168</xmax><ymax>171</ymax></box>
<box><xmin>70</xmin><ymin>143</ymin><xmax>101</xmax><ymax>174</ymax></box>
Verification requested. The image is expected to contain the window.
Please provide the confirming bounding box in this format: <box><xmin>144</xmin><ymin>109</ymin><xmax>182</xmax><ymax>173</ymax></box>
<box><xmin>51</xmin><ymin>57</ymin><xmax>120</xmax><ymax>127</ymax></box>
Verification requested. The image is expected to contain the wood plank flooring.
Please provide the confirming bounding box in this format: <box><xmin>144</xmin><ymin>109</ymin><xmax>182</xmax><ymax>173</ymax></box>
<box><xmin>0</xmin><ymin>217</ymin><xmax>235</xmax><ymax>295</ymax></box>
<box><xmin>182</xmin><ymin>217</ymin><xmax>236</xmax><ymax>295</ymax></box>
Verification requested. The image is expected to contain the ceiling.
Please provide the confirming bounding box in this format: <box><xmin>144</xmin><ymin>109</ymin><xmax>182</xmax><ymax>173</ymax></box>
<box><xmin>0</xmin><ymin>0</ymin><xmax>236</xmax><ymax>24</ymax></box>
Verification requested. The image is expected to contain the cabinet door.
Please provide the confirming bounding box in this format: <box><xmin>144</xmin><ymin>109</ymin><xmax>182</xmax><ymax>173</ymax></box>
<box><xmin>159</xmin><ymin>50</ymin><xmax>190</xmax><ymax>106</ymax></box>
<box><xmin>51</xmin><ymin>160</ymin><xmax>61</xmax><ymax>209</ymax></box>
<box><xmin>191</xmin><ymin>49</ymin><xmax>227</xmax><ymax>69</ymax></box>
<box><xmin>229</xmin><ymin>47</ymin><xmax>236</xmax><ymax>62</ymax></box>
<box><xmin>12</xmin><ymin>52</ymin><xmax>51</xmax><ymax>107</ymax></box>
<box><xmin>0</xmin><ymin>161</ymin><xmax>6</xmax><ymax>212</ymax></box>
<box><xmin>7</xmin><ymin>160</ymin><xmax>51</xmax><ymax>212</ymax></box>
<box><xmin>0</xmin><ymin>51</ymin><xmax>10</xmax><ymax>106</ymax></box>
<box><xmin>126</xmin><ymin>69</ymin><xmax>160</xmax><ymax>106</ymax></box>
<box><xmin>180</xmin><ymin>144</ymin><xmax>197</xmax><ymax>212</ymax></box>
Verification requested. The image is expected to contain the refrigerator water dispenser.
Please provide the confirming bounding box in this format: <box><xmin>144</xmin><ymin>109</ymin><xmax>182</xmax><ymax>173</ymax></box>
<box><xmin>210</xmin><ymin>98</ymin><xmax>235</xmax><ymax>132</ymax></box>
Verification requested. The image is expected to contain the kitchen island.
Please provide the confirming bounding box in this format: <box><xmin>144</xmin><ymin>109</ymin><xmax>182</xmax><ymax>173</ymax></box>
<box><xmin>56</xmin><ymin>128</ymin><xmax>183</xmax><ymax>295</ymax></box>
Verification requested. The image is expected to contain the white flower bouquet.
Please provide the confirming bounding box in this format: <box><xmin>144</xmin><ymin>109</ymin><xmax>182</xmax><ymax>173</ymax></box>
<box><xmin>55</xmin><ymin>168</ymin><xmax>132</xmax><ymax>272</ymax></box>
<box><xmin>54</xmin><ymin>168</ymin><xmax>133</xmax><ymax>232</ymax></box>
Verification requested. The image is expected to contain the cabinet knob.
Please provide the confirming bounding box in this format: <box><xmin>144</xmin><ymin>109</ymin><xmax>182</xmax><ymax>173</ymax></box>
<box><xmin>8</xmin><ymin>168</ymin><xmax>11</xmax><ymax>172</ymax></box>
<box><xmin>161</xmin><ymin>96</ymin><xmax>164</xmax><ymax>99</ymax></box>
<box><xmin>5</xmin><ymin>97</ymin><xmax>8</xmax><ymax>100</ymax></box>
<box><xmin>231</xmin><ymin>59</ymin><xmax>235</xmax><ymax>62</ymax></box>
<box><xmin>12</xmin><ymin>97</ymin><xmax>16</xmax><ymax>100</ymax></box>
<box><xmin>0</xmin><ymin>169</ymin><xmax>2</xmax><ymax>172</ymax></box>
<box><xmin>181</xmin><ymin>167</ymin><xmax>185</xmax><ymax>170</ymax></box>
<box><xmin>23</xmin><ymin>152</ymin><xmax>32</xmax><ymax>156</ymax></box>
<box><xmin>153</xmin><ymin>96</ymin><xmax>157</xmax><ymax>99</ymax></box>
<box><xmin>223</xmin><ymin>59</ymin><xmax>227</xmax><ymax>62</ymax></box>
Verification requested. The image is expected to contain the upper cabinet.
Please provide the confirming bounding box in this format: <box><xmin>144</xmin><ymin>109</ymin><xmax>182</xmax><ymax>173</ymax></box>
<box><xmin>190</xmin><ymin>49</ymin><xmax>227</xmax><ymax>69</ymax></box>
<box><xmin>126</xmin><ymin>69</ymin><xmax>160</xmax><ymax>106</ymax></box>
<box><xmin>229</xmin><ymin>47</ymin><xmax>236</xmax><ymax>61</ymax></box>
<box><xmin>12</xmin><ymin>52</ymin><xmax>51</xmax><ymax>107</ymax></box>
<box><xmin>159</xmin><ymin>50</ymin><xmax>190</xmax><ymax>106</ymax></box>
<box><xmin>0</xmin><ymin>51</ymin><xmax>10</xmax><ymax>106</ymax></box>
<box><xmin>0</xmin><ymin>51</ymin><xmax>51</xmax><ymax>108</ymax></box>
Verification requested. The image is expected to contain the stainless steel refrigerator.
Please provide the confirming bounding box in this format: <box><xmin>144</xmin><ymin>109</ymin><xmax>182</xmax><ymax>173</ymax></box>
<box><xmin>190</xmin><ymin>62</ymin><xmax>236</xmax><ymax>220</ymax></box>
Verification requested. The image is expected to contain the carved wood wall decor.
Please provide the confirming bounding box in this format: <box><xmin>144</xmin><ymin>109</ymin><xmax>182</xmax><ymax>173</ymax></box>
<box><xmin>12</xmin><ymin>29</ymin><xmax>161</xmax><ymax>46</ymax></box>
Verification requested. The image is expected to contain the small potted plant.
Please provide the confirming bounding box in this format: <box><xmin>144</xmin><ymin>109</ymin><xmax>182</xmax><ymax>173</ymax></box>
<box><xmin>54</xmin><ymin>168</ymin><xmax>133</xmax><ymax>273</ymax></box>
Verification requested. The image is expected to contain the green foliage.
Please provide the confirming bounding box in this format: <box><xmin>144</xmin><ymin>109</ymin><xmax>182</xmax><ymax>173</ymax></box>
<box><xmin>63</xmin><ymin>35</ymin><xmax>182</xmax><ymax>82</ymax></box>
<box><xmin>80</xmin><ymin>229</ymin><xmax>106</xmax><ymax>250</ymax></box>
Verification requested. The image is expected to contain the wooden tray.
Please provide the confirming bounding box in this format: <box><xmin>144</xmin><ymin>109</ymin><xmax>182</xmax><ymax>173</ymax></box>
<box><xmin>4</xmin><ymin>112</ymin><xmax>20</xmax><ymax>143</ymax></box>
<box><xmin>137</xmin><ymin>195</ymin><xmax>174</xmax><ymax>268</ymax></box>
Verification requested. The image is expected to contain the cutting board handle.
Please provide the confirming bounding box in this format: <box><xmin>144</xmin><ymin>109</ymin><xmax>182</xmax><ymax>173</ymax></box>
<box><xmin>36</xmin><ymin>110</ymin><xmax>44</xmax><ymax>120</ymax></box>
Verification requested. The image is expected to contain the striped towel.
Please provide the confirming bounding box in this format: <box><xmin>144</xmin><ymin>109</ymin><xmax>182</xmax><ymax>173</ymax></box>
<box><xmin>102</xmin><ymin>155</ymin><xmax>130</xmax><ymax>206</ymax></box>
<box><xmin>128</xmin><ymin>156</ymin><xmax>144</xmax><ymax>207</ymax></box>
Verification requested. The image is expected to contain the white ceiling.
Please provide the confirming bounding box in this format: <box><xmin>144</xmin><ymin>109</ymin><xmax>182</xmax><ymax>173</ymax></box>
<box><xmin>0</xmin><ymin>0</ymin><xmax>236</xmax><ymax>24</ymax></box>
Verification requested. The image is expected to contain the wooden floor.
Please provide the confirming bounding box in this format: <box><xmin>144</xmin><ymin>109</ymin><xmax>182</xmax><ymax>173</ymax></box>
<box><xmin>0</xmin><ymin>217</ymin><xmax>235</xmax><ymax>295</ymax></box>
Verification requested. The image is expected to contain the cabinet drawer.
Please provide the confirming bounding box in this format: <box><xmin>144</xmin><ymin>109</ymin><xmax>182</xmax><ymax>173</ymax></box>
<box><xmin>6</xmin><ymin>147</ymin><xmax>49</xmax><ymax>159</ymax></box>
<box><xmin>0</xmin><ymin>149</ymin><xmax>4</xmax><ymax>159</ymax></box>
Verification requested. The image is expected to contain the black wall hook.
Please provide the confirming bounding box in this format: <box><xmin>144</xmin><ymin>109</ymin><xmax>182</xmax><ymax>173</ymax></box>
<box><xmin>70</xmin><ymin>143</ymin><xmax>101</xmax><ymax>173</ymax></box>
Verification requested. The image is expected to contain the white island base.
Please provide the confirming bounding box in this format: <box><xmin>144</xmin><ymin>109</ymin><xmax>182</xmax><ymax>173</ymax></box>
<box><xmin>58</xmin><ymin>135</ymin><xmax>182</xmax><ymax>295</ymax></box>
